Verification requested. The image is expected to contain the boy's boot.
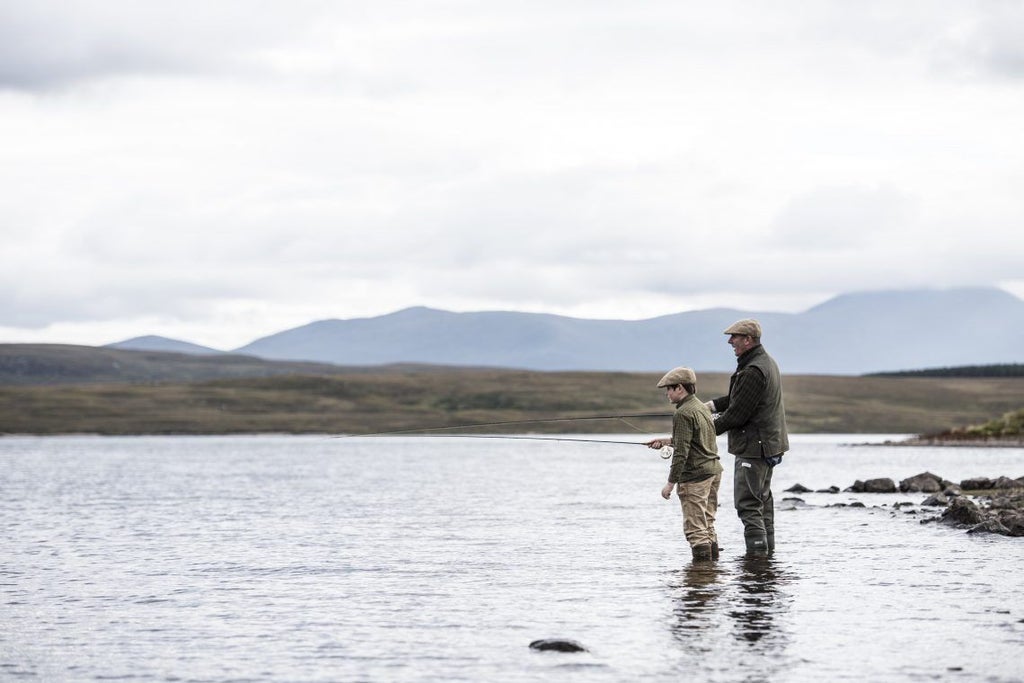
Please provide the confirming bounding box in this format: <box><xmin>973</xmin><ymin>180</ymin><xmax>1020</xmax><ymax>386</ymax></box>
<box><xmin>691</xmin><ymin>544</ymin><xmax>713</xmax><ymax>562</ymax></box>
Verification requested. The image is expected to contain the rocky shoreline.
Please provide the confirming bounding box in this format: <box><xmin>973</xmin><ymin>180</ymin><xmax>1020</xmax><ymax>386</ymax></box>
<box><xmin>784</xmin><ymin>472</ymin><xmax>1024</xmax><ymax>537</ymax></box>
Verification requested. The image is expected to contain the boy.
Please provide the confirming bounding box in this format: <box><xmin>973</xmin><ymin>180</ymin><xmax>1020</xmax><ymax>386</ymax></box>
<box><xmin>647</xmin><ymin>366</ymin><xmax>723</xmax><ymax>561</ymax></box>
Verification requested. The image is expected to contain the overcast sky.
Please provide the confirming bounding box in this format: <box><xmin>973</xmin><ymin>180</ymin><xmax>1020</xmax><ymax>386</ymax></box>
<box><xmin>2</xmin><ymin>1</ymin><xmax>1022</xmax><ymax>349</ymax></box>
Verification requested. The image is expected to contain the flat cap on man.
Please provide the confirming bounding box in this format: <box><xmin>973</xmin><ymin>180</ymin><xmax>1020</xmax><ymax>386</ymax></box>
<box><xmin>723</xmin><ymin>318</ymin><xmax>762</xmax><ymax>338</ymax></box>
<box><xmin>657</xmin><ymin>366</ymin><xmax>697</xmax><ymax>388</ymax></box>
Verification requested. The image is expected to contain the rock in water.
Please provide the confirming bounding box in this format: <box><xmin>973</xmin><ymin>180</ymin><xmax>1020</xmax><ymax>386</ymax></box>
<box><xmin>961</xmin><ymin>477</ymin><xmax>994</xmax><ymax>490</ymax></box>
<box><xmin>899</xmin><ymin>472</ymin><xmax>944</xmax><ymax>493</ymax></box>
<box><xmin>529</xmin><ymin>639</ymin><xmax>587</xmax><ymax>653</ymax></box>
<box><xmin>847</xmin><ymin>478</ymin><xmax>898</xmax><ymax>493</ymax></box>
<box><xmin>992</xmin><ymin>509</ymin><xmax>1024</xmax><ymax>536</ymax></box>
<box><xmin>968</xmin><ymin>518</ymin><xmax>1012</xmax><ymax>535</ymax></box>
<box><xmin>941</xmin><ymin>497</ymin><xmax>984</xmax><ymax>526</ymax></box>
<box><xmin>863</xmin><ymin>477</ymin><xmax>897</xmax><ymax>493</ymax></box>
<box><xmin>922</xmin><ymin>492</ymin><xmax>951</xmax><ymax>507</ymax></box>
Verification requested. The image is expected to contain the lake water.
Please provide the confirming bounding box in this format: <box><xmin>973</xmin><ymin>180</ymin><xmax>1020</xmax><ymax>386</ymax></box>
<box><xmin>2</xmin><ymin>434</ymin><xmax>1023</xmax><ymax>683</ymax></box>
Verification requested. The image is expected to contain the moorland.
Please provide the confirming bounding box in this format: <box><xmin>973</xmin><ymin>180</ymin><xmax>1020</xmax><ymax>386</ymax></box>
<box><xmin>1</xmin><ymin>344</ymin><xmax>1022</xmax><ymax>436</ymax></box>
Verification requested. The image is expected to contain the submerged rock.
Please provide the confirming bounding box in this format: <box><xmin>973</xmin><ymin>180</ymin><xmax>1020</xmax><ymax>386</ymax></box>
<box><xmin>529</xmin><ymin>639</ymin><xmax>587</xmax><ymax>653</ymax></box>
<box><xmin>785</xmin><ymin>483</ymin><xmax>812</xmax><ymax>493</ymax></box>
<box><xmin>816</xmin><ymin>486</ymin><xmax>840</xmax><ymax>493</ymax></box>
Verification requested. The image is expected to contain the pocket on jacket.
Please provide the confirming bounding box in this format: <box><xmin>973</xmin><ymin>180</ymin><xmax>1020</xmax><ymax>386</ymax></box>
<box><xmin>731</xmin><ymin>429</ymin><xmax>749</xmax><ymax>453</ymax></box>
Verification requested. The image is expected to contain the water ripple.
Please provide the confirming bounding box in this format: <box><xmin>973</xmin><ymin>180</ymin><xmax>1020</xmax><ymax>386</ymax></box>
<box><xmin>2</xmin><ymin>435</ymin><xmax>1022</xmax><ymax>682</ymax></box>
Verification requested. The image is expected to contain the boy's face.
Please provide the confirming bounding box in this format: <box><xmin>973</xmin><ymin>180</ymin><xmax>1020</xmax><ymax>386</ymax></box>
<box><xmin>665</xmin><ymin>384</ymin><xmax>686</xmax><ymax>403</ymax></box>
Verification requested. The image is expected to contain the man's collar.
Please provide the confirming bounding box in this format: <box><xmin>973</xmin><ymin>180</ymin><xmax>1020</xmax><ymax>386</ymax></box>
<box><xmin>736</xmin><ymin>344</ymin><xmax>764</xmax><ymax>367</ymax></box>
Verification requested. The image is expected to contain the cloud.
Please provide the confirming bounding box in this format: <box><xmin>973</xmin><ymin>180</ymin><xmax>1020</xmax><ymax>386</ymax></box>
<box><xmin>0</xmin><ymin>0</ymin><xmax>1022</xmax><ymax>346</ymax></box>
<box><xmin>0</xmin><ymin>1</ymin><xmax>992</xmax><ymax>92</ymax></box>
<box><xmin>0</xmin><ymin>0</ymin><xmax>329</xmax><ymax>90</ymax></box>
<box><xmin>768</xmin><ymin>185</ymin><xmax>918</xmax><ymax>249</ymax></box>
<box><xmin>929</xmin><ymin>0</ymin><xmax>1024</xmax><ymax>80</ymax></box>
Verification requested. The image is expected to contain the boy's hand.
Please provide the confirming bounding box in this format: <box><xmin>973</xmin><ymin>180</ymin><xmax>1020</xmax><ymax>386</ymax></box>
<box><xmin>646</xmin><ymin>438</ymin><xmax>666</xmax><ymax>449</ymax></box>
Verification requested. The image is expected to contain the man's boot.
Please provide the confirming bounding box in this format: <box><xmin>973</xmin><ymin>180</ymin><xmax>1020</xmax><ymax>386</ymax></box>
<box><xmin>766</xmin><ymin>530</ymin><xmax>775</xmax><ymax>553</ymax></box>
<box><xmin>711</xmin><ymin>542</ymin><xmax>720</xmax><ymax>560</ymax></box>
<box><xmin>691</xmin><ymin>544</ymin><xmax>713</xmax><ymax>562</ymax></box>
<box><xmin>744</xmin><ymin>533</ymin><xmax>769</xmax><ymax>556</ymax></box>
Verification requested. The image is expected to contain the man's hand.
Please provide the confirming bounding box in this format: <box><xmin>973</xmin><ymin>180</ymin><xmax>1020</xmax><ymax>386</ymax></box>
<box><xmin>704</xmin><ymin>400</ymin><xmax>716</xmax><ymax>412</ymax></box>
<box><xmin>661</xmin><ymin>482</ymin><xmax>675</xmax><ymax>499</ymax></box>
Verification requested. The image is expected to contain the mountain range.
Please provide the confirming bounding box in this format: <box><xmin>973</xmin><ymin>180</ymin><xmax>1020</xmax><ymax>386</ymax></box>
<box><xmin>108</xmin><ymin>287</ymin><xmax>1024</xmax><ymax>375</ymax></box>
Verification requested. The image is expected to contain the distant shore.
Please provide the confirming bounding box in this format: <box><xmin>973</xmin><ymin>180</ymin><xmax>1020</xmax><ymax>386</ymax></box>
<box><xmin>882</xmin><ymin>436</ymin><xmax>1024</xmax><ymax>448</ymax></box>
<box><xmin>2</xmin><ymin>345</ymin><xmax>1023</xmax><ymax>436</ymax></box>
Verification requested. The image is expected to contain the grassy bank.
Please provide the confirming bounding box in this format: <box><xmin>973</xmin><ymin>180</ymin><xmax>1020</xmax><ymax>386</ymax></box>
<box><xmin>899</xmin><ymin>407</ymin><xmax>1024</xmax><ymax>446</ymax></box>
<box><xmin>2</xmin><ymin>368</ymin><xmax>1022</xmax><ymax>436</ymax></box>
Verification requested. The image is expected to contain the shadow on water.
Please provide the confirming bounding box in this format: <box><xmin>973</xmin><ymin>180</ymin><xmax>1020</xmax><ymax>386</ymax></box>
<box><xmin>665</xmin><ymin>555</ymin><xmax>794</xmax><ymax>678</ymax></box>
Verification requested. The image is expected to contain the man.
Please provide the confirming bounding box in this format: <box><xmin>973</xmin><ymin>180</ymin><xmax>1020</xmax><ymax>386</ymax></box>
<box><xmin>705</xmin><ymin>319</ymin><xmax>789</xmax><ymax>555</ymax></box>
<box><xmin>646</xmin><ymin>366</ymin><xmax>724</xmax><ymax>562</ymax></box>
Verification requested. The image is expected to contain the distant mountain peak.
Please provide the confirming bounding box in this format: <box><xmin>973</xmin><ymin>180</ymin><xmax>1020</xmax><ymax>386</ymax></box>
<box><xmin>807</xmin><ymin>285</ymin><xmax>1019</xmax><ymax>313</ymax></box>
<box><xmin>106</xmin><ymin>336</ymin><xmax>223</xmax><ymax>356</ymax></box>
<box><xmin>385</xmin><ymin>306</ymin><xmax>451</xmax><ymax>318</ymax></box>
<box><xmin>110</xmin><ymin>286</ymin><xmax>1024</xmax><ymax>373</ymax></box>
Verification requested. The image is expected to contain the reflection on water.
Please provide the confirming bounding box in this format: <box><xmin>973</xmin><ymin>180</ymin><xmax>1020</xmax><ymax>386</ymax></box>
<box><xmin>668</xmin><ymin>560</ymin><xmax>724</xmax><ymax>658</ymax></box>
<box><xmin>666</xmin><ymin>555</ymin><xmax>793</xmax><ymax>679</ymax></box>
<box><xmin>730</xmin><ymin>555</ymin><xmax>790</xmax><ymax>647</ymax></box>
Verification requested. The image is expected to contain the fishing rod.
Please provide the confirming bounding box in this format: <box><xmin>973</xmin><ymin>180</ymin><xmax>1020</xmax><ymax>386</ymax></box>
<box><xmin>338</xmin><ymin>412</ymin><xmax>673</xmax><ymax>438</ymax></box>
<box><xmin>337</xmin><ymin>412</ymin><xmax>676</xmax><ymax>458</ymax></box>
<box><xmin>388</xmin><ymin>433</ymin><xmax>675</xmax><ymax>458</ymax></box>
<box><xmin>373</xmin><ymin>434</ymin><xmax>643</xmax><ymax>445</ymax></box>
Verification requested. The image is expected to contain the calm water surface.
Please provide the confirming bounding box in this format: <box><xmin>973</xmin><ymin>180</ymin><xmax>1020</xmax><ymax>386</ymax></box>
<box><xmin>2</xmin><ymin>435</ymin><xmax>1023</xmax><ymax>682</ymax></box>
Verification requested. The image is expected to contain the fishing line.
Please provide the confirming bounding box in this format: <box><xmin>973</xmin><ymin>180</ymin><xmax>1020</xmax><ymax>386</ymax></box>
<box><xmin>616</xmin><ymin>417</ymin><xmax>651</xmax><ymax>434</ymax></box>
